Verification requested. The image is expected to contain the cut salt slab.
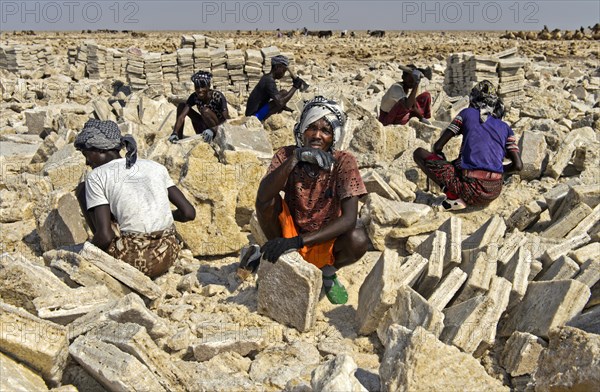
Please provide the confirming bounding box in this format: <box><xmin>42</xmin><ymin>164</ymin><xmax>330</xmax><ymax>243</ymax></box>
<box><xmin>379</xmin><ymin>325</ymin><xmax>507</xmax><ymax>392</ymax></box>
<box><xmin>499</xmin><ymin>280</ymin><xmax>591</xmax><ymax>339</ymax></box>
<box><xmin>356</xmin><ymin>250</ymin><xmax>427</xmax><ymax>335</ymax></box>
<box><xmin>257</xmin><ymin>252</ymin><xmax>322</xmax><ymax>332</ymax></box>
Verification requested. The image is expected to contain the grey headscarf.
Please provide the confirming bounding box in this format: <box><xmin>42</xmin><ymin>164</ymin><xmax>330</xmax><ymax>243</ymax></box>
<box><xmin>293</xmin><ymin>96</ymin><xmax>347</xmax><ymax>151</ymax></box>
<box><xmin>271</xmin><ymin>55</ymin><xmax>289</xmax><ymax>67</ymax></box>
<box><xmin>74</xmin><ymin>119</ymin><xmax>137</xmax><ymax>169</ymax></box>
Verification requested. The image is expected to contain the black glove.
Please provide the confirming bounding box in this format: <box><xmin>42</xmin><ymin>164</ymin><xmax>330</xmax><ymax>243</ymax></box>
<box><xmin>295</xmin><ymin>147</ymin><xmax>335</xmax><ymax>171</ymax></box>
<box><xmin>293</xmin><ymin>77</ymin><xmax>306</xmax><ymax>90</ymax></box>
<box><xmin>261</xmin><ymin>236</ymin><xmax>304</xmax><ymax>263</ymax></box>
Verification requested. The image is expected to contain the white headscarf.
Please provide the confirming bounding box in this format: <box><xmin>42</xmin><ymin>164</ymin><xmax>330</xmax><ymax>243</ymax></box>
<box><xmin>293</xmin><ymin>96</ymin><xmax>347</xmax><ymax>151</ymax></box>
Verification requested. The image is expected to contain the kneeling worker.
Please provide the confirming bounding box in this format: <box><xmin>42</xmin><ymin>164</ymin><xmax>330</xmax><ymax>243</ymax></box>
<box><xmin>379</xmin><ymin>65</ymin><xmax>432</xmax><ymax>126</ymax></box>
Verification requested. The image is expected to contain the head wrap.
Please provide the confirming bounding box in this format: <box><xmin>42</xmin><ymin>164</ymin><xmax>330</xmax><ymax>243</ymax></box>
<box><xmin>493</xmin><ymin>97</ymin><xmax>506</xmax><ymax>119</ymax></box>
<box><xmin>74</xmin><ymin>119</ymin><xmax>138</xmax><ymax>169</ymax></box>
<box><xmin>271</xmin><ymin>55</ymin><xmax>289</xmax><ymax>67</ymax></box>
<box><xmin>293</xmin><ymin>96</ymin><xmax>347</xmax><ymax>151</ymax></box>
<box><xmin>191</xmin><ymin>70</ymin><xmax>212</xmax><ymax>88</ymax></box>
<box><xmin>469</xmin><ymin>80</ymin><xmax>499</xmax><ymax>122</ymax></box>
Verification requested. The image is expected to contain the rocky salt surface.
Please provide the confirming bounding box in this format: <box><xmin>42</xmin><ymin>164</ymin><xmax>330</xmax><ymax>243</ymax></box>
<box><xmin>0</xmin><ymin>30</ymin><xmax>599</xmax><ymax>391</ymax></box>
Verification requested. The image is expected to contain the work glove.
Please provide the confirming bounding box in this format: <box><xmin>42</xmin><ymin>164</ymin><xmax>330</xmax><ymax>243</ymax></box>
<box><xmin>201</xmin><ymin>129</ymin><xmax>214</xmax><ymax>143</ymax></box>
<box><xmin>292</xmin><ymin>76</ymin><xmax>306</xmax><ymax>90</ymax></box>
<box><xmin>295</xmin><ymin>147</ymin><xmax>335</xmax><ymax>171</ymax></box>
<box><xmin>168</xmin><ymin>134</ymin><xmax>179</xmax><ymax>143</ymax></box>
<box><xmin>412</xmin><ymin>69</ymin><xmax>423</xmax><ymax>84</ymax></box>
<box><xmin>261</xmin><ymin>236</ymin><xmax>304</xmax><ymax>263</ymax></box>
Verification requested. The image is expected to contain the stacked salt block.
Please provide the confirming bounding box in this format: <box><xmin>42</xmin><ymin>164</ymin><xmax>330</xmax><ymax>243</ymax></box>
<box><xmin>104</xmin><ymin>48</ymin><xmax>115</xmax><ymax>76</ymax></box>
<box><xmin>0</xmin><ymin>45</ymin><xmax>8</xmax><ymax>69</ymax></box>
<box><xmin>161</xmin><ymin>52</ymin><xmax>178</xmax><ymax>88</ymax></box>
<box><xmin>192</xmin><ymin>34</ymin><xmax>207</xmax><ymax>49</ymax></box>
<box><xmin>194</xmin><ymin>48</ymin><xmax>211</xmax><ymax>73</ymax></box>
<box><xmin>1</xmin><ymin>45</ymin><xmax>31</xmax><ymax>73</ymax></box>
<box><xmin>444</xmin><ymin>53</ymin><xmax>500</xmax><ymax>97</ymax></box>
<box><xmin>86</xmin><ymin>42</ymin><xmax>104</xmax><ymax>79</ymax></box>
<box><xmin>144</xmin><ymin>52</ymin><xmax>163</xmax><ymax>91</ymax></box>
<box><xmin>498</xmin><ymin>58</ymin><xmax>527</xmax><ymax>105</ymax></box>
<box><xmin>126</xmin><ymin>48</ymin><xmax>147</xmax><ymax>91</ymax></box>
<box><xmin>210</xmin><ymin>47</ymin><xmax>229</xmax><ymax>90</ymax></box>
<box><xmin>445</xmin><ymin>47</ymin><xmax>528</xmax><ymax>103</ymax></box>
<box><xmin>205</xmin><ymin>35</ymin><xmax>219</xmax><ymax>48</ymax></box>
<box><xmin>180</xmin><ymin>35</ymin><xmax>195</xmax><ymax>48</ymax></box>
<box><xmin>261</xmin><ymin>46</ymin><xmax>280</xmax><ymax>74</ymax></box>
<box><xmin>0</xmin><ymin>43</ymin><xmax>53</xmax><ymax>74</ymax></box>
<box><xmin>227</xmin><ymin>49</ymin><xmax>246</xmax><ymax>92</ymax></box>
<box><xmin>67</xmin><ymin>46</ymin><xmax>78</xmax><ymax>65</ymax></box>
<box><xmin>111</xmin><ymin>49</ymin><xmax>126</xmax><ymax>77</ymax></box>
<box><xmin>74</xmin><ymin>41</ymin><xmax>89</xmax><ymax>64</ymax></box>
<box><xmin>176</xmin><ymin>48</ymin><xmax>194</xmax><ymax>82</ymax></box>
<box><xmin>204</xmin><ymin>36</ymin><xmax>234</xmax><ymax>50</ymax></box>
<box><xmin>224</xmin><ymin>38</ymin><xmax>235</xmax><ymax>50</ymax></box>
<box><xmin>245</xmin><ymin>49</ymin><xmax>263</xmax><ymax>86</ymax></box>
<box><xmin>444</xmin><ymin>52</ymin><xmax>473</xmax><ymax>96</ymax></box>
<box><xmin>468</xmin><ymin>55</ymin><xmax>499</xmax><ymax>88</ymax></box>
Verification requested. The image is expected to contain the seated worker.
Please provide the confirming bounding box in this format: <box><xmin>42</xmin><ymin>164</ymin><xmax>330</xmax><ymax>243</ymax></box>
<box><xmin>169</xmin><ymin>71</ymin><xmax>229</xmax><ymax>143</ymax></box>
<box><xmin>379</xmin><ymin>65</ymin><xmax>432</xmax><ymax>126</ymax></box>
<box><xmin>75</xmin><ymin>119</ymin><xmax>196</xmax><ymax>278</ymax></box>
<box><xmin>413</xmin><ymin>81</ymin><xmax>522</xmax><ymax>211</ymax></box>
<box><xmin>254</xmin><ymin>96</ymin><xmax>369</xmax><ymax>304</ymax></box>
<box><xmin>245</xmin><ymin>55</ymin><xmax>305</xmax><ymax>122</ymax></box>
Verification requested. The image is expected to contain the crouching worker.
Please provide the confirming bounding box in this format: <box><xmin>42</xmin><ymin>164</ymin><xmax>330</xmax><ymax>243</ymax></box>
<box><xmin>169</xmin><ymin>71</ymin><xmax>229</xmax><ymax>143</ymax></box>
<box><xmin>244</xmin><ymin>55</ymin><xmax>305</xmax><ymax>122</ymax></box>
<box><xmin>413</xmin><ymin>81</ymin><xmax>522</xmax><ymax>211</ymax></box>
<box><xmin>379</xmin><ymin>65</ymin><xmax>432</xmax><ymax>126</ymax></box>
<box><xmin>75</xmin><ymin>119</ymin><xmax>196</xmax><ymax>278</ymax></box>
<box><xmin>254</xmin><ymin>97</ymin><xmax>369</xmax><ymax>304</ymax></box>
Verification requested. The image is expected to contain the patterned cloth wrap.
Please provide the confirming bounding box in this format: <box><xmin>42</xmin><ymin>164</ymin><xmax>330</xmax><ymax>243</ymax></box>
<box><xmin>107</xmin><ymin>225</ymin><xmax>180</xmax><ymax>278</ymax></box>
<box><xmin>74</xmin><ymin>119</ymin><xmax>138</xmax><ymax>169</ymax></box>
<box><xmin>425</xmin><ymin>158</ymin><xmax>503</xmax><ymax>206</ymax></box>
<box><xmin>293</xmin><ymin>96</ymin><xmax>347</xmax><ymax>151</ymax></box>
<box><xmin>191</xmin><ymin>70</ymin><xmax>212</xmax><ymax>88</ymax></box>
<box><xmin>469</xmin><ymin>80</ymin><xmax>505</xmax><ymax>122</ymax></box>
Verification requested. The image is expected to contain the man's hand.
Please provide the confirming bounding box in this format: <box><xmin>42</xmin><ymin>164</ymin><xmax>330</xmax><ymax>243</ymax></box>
<box><xmin>293</xmin><ymin>76</ymin><xmax>306</xmax><ymax>90</ymax></box>
<box><xmin>201</xmin><ymin>129</ymin><xmax>214</xmax><ymax>143</ymax></box>
<box><xmin>261</xmin><ymin>236</ymin><xmax>304</xmax><ymax>263</ymax></box>
<box><xmin>295</xmin><ymin>147</ymin><xmax>335</xmax><ymax>171</ymax></box>
<box><xmin>168</xmin><ymin>134</ymin><xmax>179</xmax><ymax>143</ymax></box>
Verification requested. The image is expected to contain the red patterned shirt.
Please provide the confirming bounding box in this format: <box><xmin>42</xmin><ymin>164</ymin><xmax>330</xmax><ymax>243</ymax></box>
<box><xmin>267</xmin><ymin>146</ymin><xmax>367</xmax><ymax>234</ymax></box>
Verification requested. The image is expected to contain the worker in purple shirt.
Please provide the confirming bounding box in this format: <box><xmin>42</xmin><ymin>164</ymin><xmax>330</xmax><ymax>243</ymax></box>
<box><xmin>413</xmin><ymin>80</ymin><xmax>523</xmax><ymax>211</ymax></box>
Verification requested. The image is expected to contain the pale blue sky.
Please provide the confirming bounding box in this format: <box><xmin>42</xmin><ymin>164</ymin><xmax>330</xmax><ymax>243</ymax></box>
<box><xmin>1</xmin><ymin>0</ymin><xmax>598</xmax><ymax>31</ymax></box>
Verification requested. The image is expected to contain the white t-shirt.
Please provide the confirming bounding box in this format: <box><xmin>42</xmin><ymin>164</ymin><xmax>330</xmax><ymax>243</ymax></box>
<box><xmin>85</xmin><ymin>158</ymin><xmax>176</xmax><ymax>233</ymax></box>
<box><xmin>380</xmin><ymin>83</ymin><xmax>407</xmax><ymax>113</ymax></box>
